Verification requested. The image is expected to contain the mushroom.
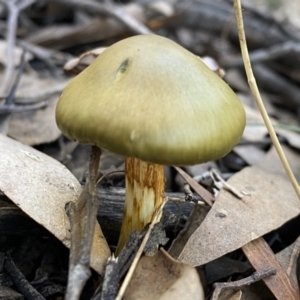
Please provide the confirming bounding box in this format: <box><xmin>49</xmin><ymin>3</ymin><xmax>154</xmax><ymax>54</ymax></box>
<box><xmin>56</xmin><ymin>34</ymin><xmax>246</xmax><ymax>255</ymax></box>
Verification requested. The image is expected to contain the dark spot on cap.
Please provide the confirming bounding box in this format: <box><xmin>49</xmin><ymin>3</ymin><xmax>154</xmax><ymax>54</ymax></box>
<box><xmin>118</xmin><ymin>58</ymin><xmax>131</xmax><ymax>74</ymax></box>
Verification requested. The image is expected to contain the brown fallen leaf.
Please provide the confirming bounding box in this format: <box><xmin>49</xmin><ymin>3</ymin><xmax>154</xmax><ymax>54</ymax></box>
<box><xmin>0</xmin><ymin>134</ymin><xmax>110</xmax><ymax>275</ymax></box>
<box><xmin>177</xmin><ymin>148</ymin><xmax>300</xmax><ymax>266</ymax></box>
<box><xmin>123</xmin><ymin>248</ymin><xmax>204</xmax><ymax>300</ymax></box>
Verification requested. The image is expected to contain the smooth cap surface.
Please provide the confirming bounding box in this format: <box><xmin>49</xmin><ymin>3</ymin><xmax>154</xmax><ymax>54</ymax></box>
<box><xmin>56</xmin><ymin>35</ymin><xmax>246</xmax><ymax>165</ymax></box>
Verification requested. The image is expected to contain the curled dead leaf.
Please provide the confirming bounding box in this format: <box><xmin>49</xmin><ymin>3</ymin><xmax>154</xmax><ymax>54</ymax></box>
<box><xmin>64</xmin><ymin>47</ymin><xmax>107</xmax><ymax>75</ymax></box>
<box><xmin>0</xmin><ymin>134</ymin><xmax>110</xmax><ymax>274</ymax></box>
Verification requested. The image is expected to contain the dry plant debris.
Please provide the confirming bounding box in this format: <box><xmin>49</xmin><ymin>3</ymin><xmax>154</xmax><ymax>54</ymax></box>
<box><xmin>0</xmin><ymin>134</ymin><xmax>110</xmax><ymax>275</ymax></box>
<box><xmin>123</xmin><ymin>248</ymin><xmax>204</xmax><ymax>300</ymax></box>
<box><xmin>1</xmin><ymin>0</ymin><xmax>300</xmax><ymax>299</ymax></box>
<box><xmin>177</xmin><ymin>148</ymin><xmax>300</xmax><ymax>266</ymax></box>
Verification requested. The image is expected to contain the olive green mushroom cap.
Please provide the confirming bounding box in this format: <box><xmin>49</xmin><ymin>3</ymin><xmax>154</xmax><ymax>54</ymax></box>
<box><xmin>56</xmin><ymin>35</ymin><xmax>246</xmax><ymax>165</ymax></box>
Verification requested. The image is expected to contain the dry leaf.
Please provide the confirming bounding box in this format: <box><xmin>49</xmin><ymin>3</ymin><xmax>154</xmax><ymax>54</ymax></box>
<box><xmin>169</xmin><ymin>204</ymin><xmax>209</xmax><ymax>259</ymax></box>
<box><xmin>14</xmin><ymin>75</ymin><xmax>68</xmax><ymax>104</ymax></box>
<box><xmin>177</xmin><ymin>148</ymin><xmax>300</xmax><ymax>266</ymax></box>
<box><xmin>64</xmin><ymin>47</ymin><xmax>107</xmax><ymax>74</ymax></box>
<box><xmin>8</xmin><ymin>75</ymin><xmax>70</xmax><ymax>146</ymax></box>
<box><xmin>256</xmin><ymin>145</ymin><xmax>300</xmax><ymax>181</ymax></box>
<box><xmin>8</xmin><ymin>95</ymin><xmax>61</xmax><ymax>146</ymax></box>
<box><xmin>0</xmin><ymin>134</ymin><xmax>110</xmax><ymax>274</ymax></box>
<box><xmin>124</xmin><ymin>248</ymin><xmax>204</xmax><ymax>300</ymax></box>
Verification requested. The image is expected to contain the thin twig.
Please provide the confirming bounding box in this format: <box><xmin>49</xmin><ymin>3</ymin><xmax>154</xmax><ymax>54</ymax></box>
<box><xmin>98</xmin><ymin>255</ymin><xmax>119</xmax><ymax>300</ymax></box>
<box><xmin>64</xmin><ymin>191</ymin><xmax>89</xmax><ymax>300</ymax></box>
<box><xmin>5</xmin><ymin>48</ymin><xmax>27</xmax><ymax>106</ymax></box>
<box><xmin>174</xmin><ymin>166</ymin><xmax>214</xmax><ymax>206</ymax></box>
<box><xmin>96</xmin><ymin>231</ymin><xmax>142</xmax><ymax>300</ymax></box>
<box><xmin>5</xmin><ymin>252</ymin><xmax>46</xmax><ymax>300</ymax></box>
<box><xmin>17</xmin><ymin>39</ymin><xmax>71</xmax><ymax>73</ymax></box>
<box><xmin>51</xmin><ymin>0</ymin><xmax>152</xmax><ymax>35</ymax></box>
<box><xmin>211</xmin><ymin>267</ymin><xmax>276</xmax><ymax>300</ymax></box>
<box><xmin>0</xmin><ymin>101</ymin><xmax>48</xmax><ymax>114</ymax></box>
<box><xmin>0</xmin><ymin>82</ymin><xmax>68</xmax><ymax>104</ymax></box>
<box><xmin>96</xmin><ymin>170</ymin><xmax>125</xmax><ymax>185</ymax></box>
<box><xmin>210</xmin><ymin>169</ymin><xmax>244</xmax><ymax>199</ymax></box>
<box><xmin>233</xmin><ymin>0</ymin><xmax>300</xmax><ymax>201</ymax></box>
<box><xmin>65</xmin><ymin>146</ymin><xmax>103</xmax><ymax>300</ymax></box>
<box><xmin>0</xmin><ymin>0</ymin><xmax>36</xmax><ymax>95</ymax></box>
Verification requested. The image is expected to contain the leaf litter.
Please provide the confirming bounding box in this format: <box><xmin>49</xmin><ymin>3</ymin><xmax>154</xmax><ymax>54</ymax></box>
<box><xmin>0</xmin><ymin>134</ymin><xmax>110</xmax><ymax>275</ymax></box>
<box><xmin>2</xmin><ymin>1</ymin><xmax>300</xmax><ymax>299</ymax></box>
<box><xmin>123</xmin><ymin>248</ymin><xmax>205</xmax><ymax>300</ymax></box>
<box><xmin>177</xmin><ymin>145</ymin><xmax>300</xmax><ymax>266</ymax></box>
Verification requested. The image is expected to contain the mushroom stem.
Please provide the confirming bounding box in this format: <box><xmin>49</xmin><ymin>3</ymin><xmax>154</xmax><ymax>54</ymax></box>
<box><xmin>116</xmin><ymin>157</ymin><xmax>165</xmax><ymax>254</ymax></box>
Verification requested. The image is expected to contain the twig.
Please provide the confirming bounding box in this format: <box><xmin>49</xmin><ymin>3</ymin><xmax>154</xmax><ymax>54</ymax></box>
<box><xmin>51</xmin><ymin>0</ymin><xmax>152</xmax><ymax>35</ymax></box>
<box><xmin>174</xmin><ymin>166</ymin><xmax>214</xmax><ymax>206</ymax></box>
<box><xmin>233</xmin><ymin>0</ymin><xmax>300</xmax><ymax>201</ymax></box>
<box><xmin>210</xmin><ymin>169</ymin><xmax>244</xmax><ymax>199</ymax></box>
<box><xmin>5</xmin><ymin>48</ymin><xmax>27</xmax><ymax>106</ymax></box>
<box><xmin>98</xmin><ymin>255</ymin><xmax>119</xmax><ymax>300</ymax></box>
<box><xmin>96</xmin><ymin>170</ymin><xmax>125</xmax><ymax>184</ymax></box>
<box><xmin>95</xmin><ymin>231</ymin><xmax>142</xmax><ymax>300</ymax></box>
<box><xmin>5</xmin><ymin>252</ymin><xmax>46</xmax><ymax>300</ymax></box>
<box><xmin>224</xmin><ymin>41</ymin><xmax>300</xmax><ymax>68</ymax></box>
<box><xmin>65</xmin><ymin>146</ymin><xmax>102</xmax><ymax>300</ymax></box>
<box><xmin>64</xmin><ymin>191</ymin><xmax>89</xmax><ymax>300</ymax></box>
<box><xmin>115</xmin><ymin>201</ymin><xmax>166</xmax><ymax>300</ymax></box>
<box><xmin>0</xmin><ymin>82</ymin><xmax>68</xmax><ymax>104</ymax></box>
<box><xmin>211</xmin><ymin>267</ymin><xmax>276</xmax><ymax>300</ymax></box>
<box><xmin>0</xmin><ymin>0</ymin><xmax>36</xmax><ymax>95</ymax></box>
<box><xmin>0</xmin><ymin>101</ymin><xmax>48</xmax><ymax>114</ymax></box>
<box><xmin>17</xmin><ymin>39</ymin><xmax>72</xmax><ymax>73</ymax></box>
